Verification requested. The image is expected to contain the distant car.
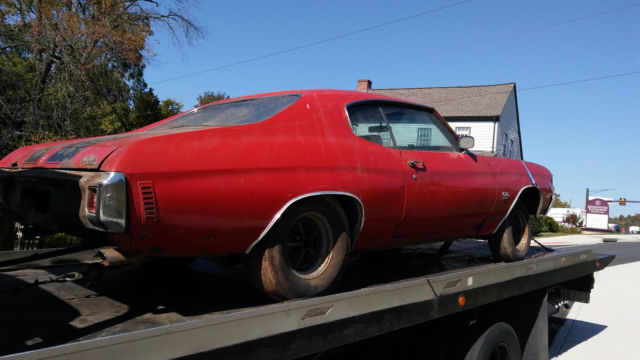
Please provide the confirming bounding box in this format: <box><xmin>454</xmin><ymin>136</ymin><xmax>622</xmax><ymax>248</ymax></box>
<box><xmin>0</xmin><ymin>90</ymin><xmax>553</xmax><ymax>299</ymax></box>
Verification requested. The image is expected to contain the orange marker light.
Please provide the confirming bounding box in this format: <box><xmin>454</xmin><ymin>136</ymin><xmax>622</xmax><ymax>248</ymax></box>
<box><xmin>458</xmin><ymin>295</ymin><xmax>466</xmax><ymax>307</ymax></box>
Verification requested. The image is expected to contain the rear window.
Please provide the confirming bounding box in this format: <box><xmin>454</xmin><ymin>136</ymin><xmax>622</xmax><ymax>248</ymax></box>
<box><xmin>150</xmin><ymin>94</ymin><xmax>300</xmax><ymax>131</ymax></box>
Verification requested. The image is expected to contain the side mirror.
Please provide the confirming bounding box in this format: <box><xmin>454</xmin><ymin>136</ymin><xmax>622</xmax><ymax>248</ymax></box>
<box><xmin>459</xmin><ymin>136</ymin><xmax>475</xmax><ymax>151</ymax></box>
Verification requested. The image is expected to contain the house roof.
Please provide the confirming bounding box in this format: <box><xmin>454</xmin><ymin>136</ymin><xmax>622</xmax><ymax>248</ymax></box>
<box><xmin>367</xmin><ymin>83</ymin><xmax>515</xmax><ymax>118</ymax></box>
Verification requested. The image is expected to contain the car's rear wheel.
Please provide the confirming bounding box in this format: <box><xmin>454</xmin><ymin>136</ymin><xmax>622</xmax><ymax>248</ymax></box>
<box><xmin>245</xmin><ymin>198</ymin><xmax>350</xmax><ymax>300</ymax></box>
<box><xmin>489</xmin><ymin>203</ymin><xmax>531</xmax><ymax>261</ymax></box>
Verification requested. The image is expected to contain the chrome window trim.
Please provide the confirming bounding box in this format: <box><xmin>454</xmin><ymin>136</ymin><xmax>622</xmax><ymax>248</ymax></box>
<box><xmin>245</xmin><ymin>191</ymin><xmax>365</xmax><ymax>254</ymax></box>
<box><xmin>521</xmin><ymin>161</ymin><xmax>536</xmax><ymax>185</ymax></box>
<box><xmin>149</xmin><ymin>93</ymin><xmax>302</xmax><ymax>131</ymax></box>
<box><xmin>491</xmin><ymin>185</ymin><xmax>543</xmax><ymax>234</ymax></box>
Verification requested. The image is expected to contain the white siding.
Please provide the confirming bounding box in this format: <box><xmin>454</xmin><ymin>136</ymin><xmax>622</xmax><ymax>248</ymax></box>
<box><xmin>495</xmin><ymin>89</ymin><xmax>522</xmax><ymax>159</ymax></box>
<box><xmin>391</xmin><ymin>123</ymin><xmax>450</xmax><ymax>148</ymax></box>
<box><xmin>446</xmin><ymin>120</ymin><xmax>496</xmax><ymax>153</ymax></box>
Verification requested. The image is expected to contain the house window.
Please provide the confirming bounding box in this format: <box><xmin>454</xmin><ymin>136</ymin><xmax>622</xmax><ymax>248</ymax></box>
<box><xmin>503</xmin><ymin>133</ymin><xmax>509</xmax><ymax>156</ymax></box>
<box><xmin>455</xmin><ymin>127</ymin><xmax>471</xmax><ymax>137</ymax></box>
<box><xmin>417</xmin><ymin>128</ymin><xmax>432</xmax><ymax>147</ymax></box>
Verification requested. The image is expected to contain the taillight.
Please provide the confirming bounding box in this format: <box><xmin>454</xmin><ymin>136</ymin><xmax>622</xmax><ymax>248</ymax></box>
<box><xmin>88</xmin><ymin>187</ymin><xmax>97</xmax><ymax>214</ymax></box>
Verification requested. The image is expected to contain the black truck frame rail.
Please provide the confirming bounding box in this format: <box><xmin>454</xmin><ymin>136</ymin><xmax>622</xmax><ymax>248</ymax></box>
<box><xmin>1</xmin><ymin>248</ymin><xmax>613</xmax><ymax>360</ymax></box>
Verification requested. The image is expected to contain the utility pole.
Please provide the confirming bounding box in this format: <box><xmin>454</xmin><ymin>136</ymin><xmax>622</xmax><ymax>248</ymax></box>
<box><xmin>585</xmin><ymin>188</ymin><xmax>589</xmax><ymax>210</ymax></box>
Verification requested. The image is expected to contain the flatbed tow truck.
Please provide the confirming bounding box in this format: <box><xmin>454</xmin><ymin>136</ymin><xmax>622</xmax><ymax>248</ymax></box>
<box><xmin>0</xmin><ymin>240</ymin><xmax>613</xmax><ymax>360</ymax></box>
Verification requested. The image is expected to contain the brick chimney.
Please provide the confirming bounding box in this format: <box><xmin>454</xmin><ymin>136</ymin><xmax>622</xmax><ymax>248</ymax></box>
<box><xmin>357</xmin><ymin>79</ymin><xmax>372</xmax><ymax>92</ymax></box>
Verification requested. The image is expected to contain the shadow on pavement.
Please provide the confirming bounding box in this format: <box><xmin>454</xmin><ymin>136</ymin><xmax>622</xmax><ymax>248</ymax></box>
<box><xmin>549</xmin><ymin>319</ymin><xmax>607</xmax><ymax>357</ymax></box>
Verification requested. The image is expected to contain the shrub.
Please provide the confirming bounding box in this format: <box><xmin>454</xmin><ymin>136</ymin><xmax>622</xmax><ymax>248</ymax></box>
<box><xmin>559</xmin><ymin>226</ymin><xmax>582</xmax><ymax>234</ymax></box>
<box><xmin>38</xmin><ymin>233</ymin><xmax>83</xmax><ymax>249</ymax></box>
<box><xmin>0</xmin><ymin>214</ymin><xmax>17</xmax><ymax>250</ymax></box>
<box><xmin>562</xmin><ymin>213</ymin><xmax>584</xmax><ymax>229</ymax></box>
<box><xmin>530</xmin><ymin>215</ymin><xmax>545</xmax><ymax>235</ymax></box>
<box><xmin>542</xmin><ymin>216</ymin><xmax>560</xmax><ymax>233</ymax></box>
<box><xmin>530</xmin><ymin>215</ymin><xmax>559</xmax><ymax>235</ymax></box>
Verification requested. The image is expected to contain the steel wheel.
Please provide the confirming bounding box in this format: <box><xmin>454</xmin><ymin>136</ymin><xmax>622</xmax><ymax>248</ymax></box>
<box><xmin>284</xmin><ymin>212</ymin><xmax>333</xmax><ymax>278</ymax></box>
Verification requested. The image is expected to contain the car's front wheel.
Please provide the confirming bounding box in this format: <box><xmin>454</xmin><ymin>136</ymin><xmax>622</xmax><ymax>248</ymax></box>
<box><xmin>489</xmin><ymin>203</ymin><xmax>531</xmax><ymax>261</ymax></box>
<box><xmin>245</xmin><ymin>198</ymin><xmax>350</xmax><ymax>300</ymax></box>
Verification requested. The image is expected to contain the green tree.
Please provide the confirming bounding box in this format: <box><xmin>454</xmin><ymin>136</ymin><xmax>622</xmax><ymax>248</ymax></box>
<box><xmin>0</xmin><ymin>0</ymin><xmax>202</xmax><ymax>156</ymax></box>
<box><xmin>160</xmin><ymin>98</ymin><xmax>184</xmax><ymax>118</ymax></box>
<box><xmin>563</xmin><ymin>213</ymin><xmax>583</xmax><ymax>228</ymax></box>
<box><xmin>552</xmin><ymin>193</ymin><xmax>571</xmax><ymax>208</ymax></box>
<box><xmin>196</xmin><ymin>91</ymin><xmax>230</xmax><ymax>106</ymax></box>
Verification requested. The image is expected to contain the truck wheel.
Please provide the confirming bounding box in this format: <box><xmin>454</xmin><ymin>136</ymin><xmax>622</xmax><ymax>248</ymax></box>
<box><xmin>245</xmin><ymin>198</ymin><xmax>350</xmax><ymax>300</ymax></box>
<box><xmin>464</xmin><ymin>322</ymin><xmax>521</xmax><ymax>360</ymax></box>
<box><xmin>489</xmin><ymin>203</ymin><xmax>531</xmax><ymax>261</ymax></box>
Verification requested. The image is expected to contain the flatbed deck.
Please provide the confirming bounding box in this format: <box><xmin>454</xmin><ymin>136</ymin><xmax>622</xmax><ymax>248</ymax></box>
<box><xmin>0</xmin><ymin>240</ymin><xmax>613</xmax><ymax>359</ymax></box>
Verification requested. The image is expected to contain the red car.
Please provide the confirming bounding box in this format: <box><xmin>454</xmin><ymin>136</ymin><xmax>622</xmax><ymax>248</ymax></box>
<box><xmin>0</xmin><ymin>90</ymin><xmax>553</xmax><ymax>299</ymax></box>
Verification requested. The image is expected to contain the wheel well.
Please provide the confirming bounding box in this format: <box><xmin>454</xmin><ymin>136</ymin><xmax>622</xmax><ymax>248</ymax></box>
<box><xmin>287</xmin><ymin>194</ymin><xmax>363</xmax><ymax>249</ymax></box>
<box><xmin>517</xmin><ymin>187</ymin><xmax>542</xmax><ymax>216</ymax></box>
<box><xmin>328</xmin><ymin>195</ymin><xmax>364</xmax><ymax>248</ymax></box>
<box><xmin>246</xmin><ymin>193</ymin><xmax>365</xmax><ymax>254</ymax></box>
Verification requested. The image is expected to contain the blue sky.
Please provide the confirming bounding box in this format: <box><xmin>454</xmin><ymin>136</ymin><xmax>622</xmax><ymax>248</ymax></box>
<box><xmin>144</xmin><ymin>0</ymin><xmax>640</xmax><ymax>218</ymax></box>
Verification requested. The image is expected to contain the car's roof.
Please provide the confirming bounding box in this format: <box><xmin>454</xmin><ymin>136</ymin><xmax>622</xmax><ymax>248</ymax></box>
<box><xmin>205</xmin><ymin>89</ymin><xmax>433</xmax><ymax>110</ymax></box>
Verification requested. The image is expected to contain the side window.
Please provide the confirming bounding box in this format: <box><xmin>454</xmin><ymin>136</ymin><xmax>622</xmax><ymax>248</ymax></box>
<box><xmin>380</xmin><ymin>105</ymin><xmax>458</xmax><ymax>152</ymax></box>
<box><xmin>347</xmin><ymin>104</ymin><xmax>394</xmax><ymax>148</ymax></box>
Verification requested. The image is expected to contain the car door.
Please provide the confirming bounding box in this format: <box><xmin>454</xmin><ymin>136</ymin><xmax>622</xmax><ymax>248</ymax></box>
<box><xmin>379</xmin><ymin>104</ymin><xmax>498</xmax><ymax>243</ymax></box>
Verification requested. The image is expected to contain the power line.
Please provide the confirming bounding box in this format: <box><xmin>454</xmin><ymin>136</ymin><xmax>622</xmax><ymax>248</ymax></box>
<box><xmin>151</xmin><ymin>0</ymin><xmax>474</xmax><ymax>84</ymax></box>
<box><xmin>519</xmin><ymin>71</ymin><xmax>640</xmax><ymax>91</ymax></box>
<box><xmin>276</xmin><ymin>2</ymin><xmax>640</xmax><ymax>90</ymax></box>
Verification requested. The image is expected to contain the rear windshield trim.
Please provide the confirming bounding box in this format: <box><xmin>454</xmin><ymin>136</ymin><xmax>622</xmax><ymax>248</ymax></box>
<box><xmin>149</xmin><ymin>94</ymin><xmax>301</xmax><ymax>131</ymax></box>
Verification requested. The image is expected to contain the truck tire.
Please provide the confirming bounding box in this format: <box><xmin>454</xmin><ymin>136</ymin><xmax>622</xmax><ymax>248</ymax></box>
<box><xmin>464</xmin><ymin>322</ymin><xmax>521</xmax><ymax>360</ymax></box>
<box><xmin>489</xmin><ymin>203</ymin><xmax>531</xmax><ymax>261</ymax></box>
<box><xmin>245</xmin><ymin>198</ymin><xmax>350</xmax><ymax>300</ymax></box>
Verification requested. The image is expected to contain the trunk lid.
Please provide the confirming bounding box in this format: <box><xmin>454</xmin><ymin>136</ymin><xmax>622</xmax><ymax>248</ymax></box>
<box><xmin>5</xmin><ymin>132</ymin><xmax>162</xmax><ymax>170</ymax></box>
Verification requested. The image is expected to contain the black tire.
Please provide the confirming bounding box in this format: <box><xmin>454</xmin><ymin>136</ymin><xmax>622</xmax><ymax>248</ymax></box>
<box><xmin>464</xmin><ymin>322</ymin><xmax>522</xmax><ymax>360</ymax></box>
<box><xmin>245</xmin><ymin>198</ymin><xmax>350</xmax><ymax>300</ymax></box>
<box><xmin>489</xmin><ymin>203</ymin><xmax>531</xmax><ymax>261</ymax></box>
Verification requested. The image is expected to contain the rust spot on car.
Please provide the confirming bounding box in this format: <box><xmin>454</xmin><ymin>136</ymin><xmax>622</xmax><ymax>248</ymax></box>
<box><xmin>80</xmin><ymin>155</ymin><xmax>97</xmax><ymax>167</ymax></box>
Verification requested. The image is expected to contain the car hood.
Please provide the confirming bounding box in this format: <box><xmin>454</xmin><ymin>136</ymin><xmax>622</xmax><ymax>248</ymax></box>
<box><xmin>0</xmin><ymin>131</ymin><xmax>167</xmax><ymax>170</ymax></box>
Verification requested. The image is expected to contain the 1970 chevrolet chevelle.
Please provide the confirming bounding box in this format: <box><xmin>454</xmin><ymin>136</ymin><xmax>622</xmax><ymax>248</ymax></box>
<box><xmin>0</xmin><ymin>90</ymin><xmax>553</xmax><ymax>299</ymax></box>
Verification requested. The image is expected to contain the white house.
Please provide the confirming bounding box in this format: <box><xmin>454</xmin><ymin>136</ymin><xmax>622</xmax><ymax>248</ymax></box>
<box><xmin>356</xmin><ymin>80</ymin><xmax>523</xmax><ymax>159</ymax></box>
<box><xmin>547</xmin><ymin>208</ymin><xmax>585</xmax><ymax>227</ymax></box>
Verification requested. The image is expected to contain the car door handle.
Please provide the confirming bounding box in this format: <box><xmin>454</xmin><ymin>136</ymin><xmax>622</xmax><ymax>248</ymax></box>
<box><xmin>408</xmin><ymin>160</ymin><xmax>426</xmax><ymax>170</ymax></box>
